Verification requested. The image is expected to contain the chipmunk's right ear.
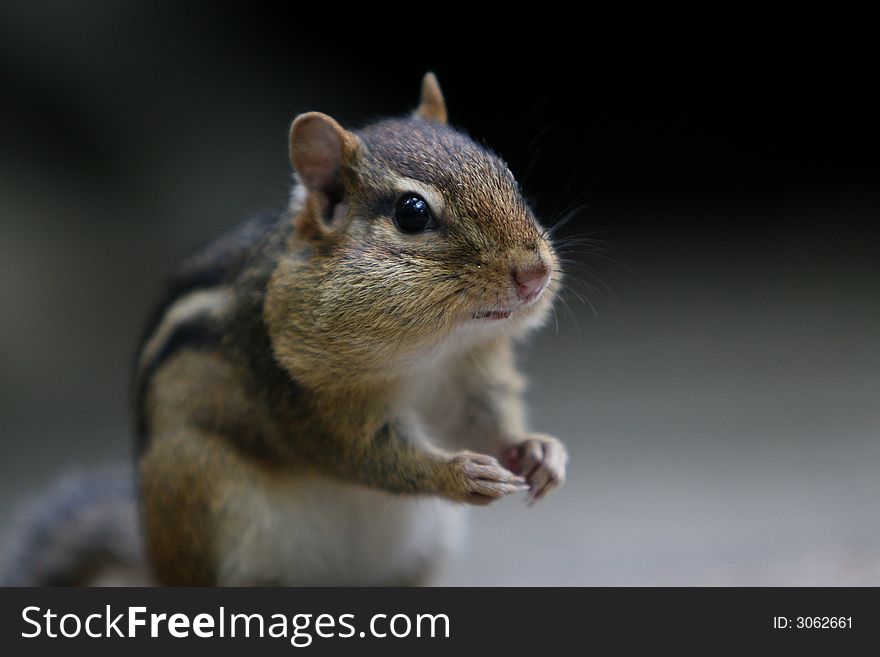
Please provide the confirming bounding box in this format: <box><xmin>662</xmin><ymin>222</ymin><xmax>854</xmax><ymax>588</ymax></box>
<box><xmin>290</xmin><ymin>112</ymin><xmax>360</xmax><ymax>235</ymax></box>
<box><xmin>289</xmin><ymin>113</ymin><xmax>360</xmax><ymax>228</ymax></box>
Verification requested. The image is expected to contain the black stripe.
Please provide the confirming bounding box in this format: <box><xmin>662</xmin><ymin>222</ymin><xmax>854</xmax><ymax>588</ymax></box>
<box><xmin>150</xmin><ymin>321</ymin><xmax>224</xmax><ymax>373</ymax></box>
<box><xmin>133</xmin><ymin>320</ymin><xmax>225</xmax><ymax>452</ymax></box>
<box><xmin>130</xmin><ymin>213</ymin><xmax>284</xmax><ymax>450</ymax></box>
<box><xmin>134</xmin><ymin>213</ymin><xmax>278</xmax><ymax>365</ymax></box>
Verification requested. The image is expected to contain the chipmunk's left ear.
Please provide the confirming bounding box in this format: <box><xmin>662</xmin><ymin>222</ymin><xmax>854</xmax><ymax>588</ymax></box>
<box><xmin>414</xmin><ymin>72</ymin><xmax>448</xmax><ymax>124</ymax></box>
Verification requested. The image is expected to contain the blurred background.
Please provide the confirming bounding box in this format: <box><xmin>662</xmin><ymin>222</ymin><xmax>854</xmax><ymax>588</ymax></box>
<box><xmin>1</xmin><ymin>2</ymin><xmax>878</xmax><ymax>584</ymax></box>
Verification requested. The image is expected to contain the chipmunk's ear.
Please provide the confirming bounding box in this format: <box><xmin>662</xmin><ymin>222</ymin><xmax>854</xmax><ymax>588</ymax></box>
<box><xmin>290</xmin><ymin>112</ymin><xmax>359</xmax><ymax>194</ymax></box>
<box><xmin>289</xmin><ymin>112</ymin><xmax>360</xmax><ymax>231</ymax></box>
<box><xmin>414</xmin><ymin>72</ymin><xmax>448</xmax><ymax>124</ymax></box>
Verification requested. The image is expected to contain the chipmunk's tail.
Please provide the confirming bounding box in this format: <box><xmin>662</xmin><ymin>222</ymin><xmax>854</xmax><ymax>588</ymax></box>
<box><xmin>0</xmin><ymin>467</ymin><xmax>150</xmax><ymax>586</ymax></box>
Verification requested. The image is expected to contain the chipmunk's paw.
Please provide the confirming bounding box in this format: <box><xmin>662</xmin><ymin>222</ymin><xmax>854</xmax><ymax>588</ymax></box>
<box><xmin>448</xmin><ymin>451</ymin><xmax>529</xmax><ymax>506</ymax></box>
<box><xmin>502</xmin><ymin>434</ymin><xmax>568</xmax><ymax>504</ymax></box>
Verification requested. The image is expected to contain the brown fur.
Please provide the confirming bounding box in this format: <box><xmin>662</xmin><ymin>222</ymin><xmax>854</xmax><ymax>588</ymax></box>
<box><xmin>136</xmin><ymin>73</ymin><xmax>567</xmax><ymax>585</ymax></box>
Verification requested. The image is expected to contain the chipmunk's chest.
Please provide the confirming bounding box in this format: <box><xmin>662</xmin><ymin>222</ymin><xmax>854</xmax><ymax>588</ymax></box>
<box><xmin>401</xmin><ymin>360</ymin><xmax>475</xmax><ymax>450</ymax></box>
<box><xmin>215</xmin><ymin>471</ymin><xmax>464</xmax><ymax>586</ymax></box>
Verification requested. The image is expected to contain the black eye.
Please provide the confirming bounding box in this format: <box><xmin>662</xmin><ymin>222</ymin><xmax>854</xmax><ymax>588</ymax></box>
<box><xmin>393</xmin><ymin>193</ymin><xmax>437</xmax><ymax>234</ymax></box>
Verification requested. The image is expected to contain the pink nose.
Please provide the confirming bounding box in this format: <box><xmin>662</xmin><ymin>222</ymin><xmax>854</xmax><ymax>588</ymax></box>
<box><xmin>512</xmin><ymin>263</ymin><xmax>550</xmax><ymax>302</ymax></box>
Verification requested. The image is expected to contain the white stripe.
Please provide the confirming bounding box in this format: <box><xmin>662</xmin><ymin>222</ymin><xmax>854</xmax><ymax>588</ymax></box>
<box><xmin>139</xmin><ymin>287</ymin><xmax>235</xmax><ymax>369</ymax></box>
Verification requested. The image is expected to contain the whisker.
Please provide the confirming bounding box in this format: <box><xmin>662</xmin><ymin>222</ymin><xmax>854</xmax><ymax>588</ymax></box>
<box><xmin>552</xmin><ymin>235</ymin><xmax>621</xmax><ymax>250</ymax></box>
<box><xmin>556</xmin><ymin>286</ymin><xmax>588</xmax><ymax>331</ymax></box>
<box><xmin>544</xmin><ymin>170</ymin><xmax>584</xmax><ymax>236</ymax></box>
<box><xmin>510</xmin><ymin>99</ymin><xmax>549</xmax><ymax>152</ymax></box>
<box><xmin>517</xmin><ymin>122</ymin><xmax>553</xmax><ymax>187</ymax></box>
<box><xmin>547</xmin><ymin>202</ymin><xmax>591</xmax><ymax>238</ymax></box>
<box><xmin>556</xmin><ymin>259</ymin><xmax>619</xmax><ymax>299</ymax></box>
<box><xmin>552</xmin><ymin>255</ymin><xmax>622</xmax><ymax>320</ymax></box>
<box><xmin>543</xmin><ymin>166</ymin><xmax>614</xmax><ymax>235</ymax></box>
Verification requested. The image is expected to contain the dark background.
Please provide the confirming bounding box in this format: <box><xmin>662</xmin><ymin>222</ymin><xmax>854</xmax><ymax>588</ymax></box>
<box><xmin>1</xmin><ymin>3</ymin><xmax>878</xmax><ymax>584</ymax></box>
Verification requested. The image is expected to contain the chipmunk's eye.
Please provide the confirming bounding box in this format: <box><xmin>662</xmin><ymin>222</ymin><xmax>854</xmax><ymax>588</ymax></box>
<box><xmin>393</xmin><ymin>193</ymin><xmax>437</xmax><ymax>234</ymax></box>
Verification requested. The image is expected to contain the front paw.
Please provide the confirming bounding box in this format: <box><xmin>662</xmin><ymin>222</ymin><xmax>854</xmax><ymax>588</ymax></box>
<box><xmin>502</xmin><ymin>434</ymin><xmax>568</xmax><ymax>503</ymax></box>
<box><xmin>446</xmin><ymin>451</ymin><xmax>529</xmax><ymax>506</ymax></box>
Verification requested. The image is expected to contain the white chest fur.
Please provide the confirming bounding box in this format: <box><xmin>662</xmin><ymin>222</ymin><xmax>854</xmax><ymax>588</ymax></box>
<box><xmin>216</xmin><ymin>471</ymin><xmax>465</xmax><ymax>586</ymax></box>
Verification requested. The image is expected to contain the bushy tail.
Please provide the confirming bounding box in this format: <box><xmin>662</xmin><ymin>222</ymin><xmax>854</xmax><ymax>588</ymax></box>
<box><xmin>1</xmin><ymin>468</ymin><xmax>150</xmax><ymax>586</ymax></box>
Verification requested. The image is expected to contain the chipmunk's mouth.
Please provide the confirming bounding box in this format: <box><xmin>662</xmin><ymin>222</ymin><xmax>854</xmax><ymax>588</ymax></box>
<box><xmin>472</xmin><ymin>309</ymin><xmax>512</xmax><ymax>320</ymax></box>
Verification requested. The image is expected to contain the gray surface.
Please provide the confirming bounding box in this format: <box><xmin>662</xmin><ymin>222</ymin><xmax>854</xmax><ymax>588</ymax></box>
<box><xmin>443</xmin><ymin>308</ymin><xmax>880</xmax><ymax>585</ymax></box>
<box><xmin>442</xmin><ymin>224</ymin><xmax>880</xmax><ymax>584</ymax></box>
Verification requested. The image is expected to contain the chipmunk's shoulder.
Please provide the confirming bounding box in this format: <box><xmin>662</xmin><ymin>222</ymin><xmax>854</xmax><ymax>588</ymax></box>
<box><xmin>132</xmin><ymin>212</ymin><xmax>292</xmax><ymax>444</ymax></box>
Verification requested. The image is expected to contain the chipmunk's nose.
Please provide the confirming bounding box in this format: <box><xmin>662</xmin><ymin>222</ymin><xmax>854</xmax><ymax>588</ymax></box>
<box><xmin>512</xmin><ymin>262</ymin><xmax>550</xmax><ymax>303</ymax></box>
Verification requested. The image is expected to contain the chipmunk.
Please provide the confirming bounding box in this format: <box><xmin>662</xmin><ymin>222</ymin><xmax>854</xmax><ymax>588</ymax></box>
<box><xmin>7</xmin><ymin>73</ymin><xmax>567</xmax><ymax>587</ymax></box>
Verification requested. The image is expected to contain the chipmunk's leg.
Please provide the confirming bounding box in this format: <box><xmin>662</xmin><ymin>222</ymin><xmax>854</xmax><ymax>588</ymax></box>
<box><xmin>298</xmin><ymin>408</ymin><xmax>529</xmax><ymax>507</ymax></box>
<box><xmin>452</xmin><ymin>338</ymin><xmax>568</xmax><ymax>503</ymax></box>
<box><xmin>138</xmin><ymin>426</ymin><xmax>239</xmax><ymax>586</ymax></box>
<box><xmin>138</xmin><ymin>349</ymin><xmax>282</xmax><ymax>585</ymax></box>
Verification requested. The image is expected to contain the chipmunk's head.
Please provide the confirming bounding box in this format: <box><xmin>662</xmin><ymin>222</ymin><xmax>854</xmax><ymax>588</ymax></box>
<box><xmin>266</xmin><ymin>73</ymin><xmax>558</xmax><ymax>384</ymax></box>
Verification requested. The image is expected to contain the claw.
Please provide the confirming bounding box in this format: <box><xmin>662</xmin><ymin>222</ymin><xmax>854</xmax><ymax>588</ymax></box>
<box><xmin>503</xmin><ymin>435</ymin><xmax>568</xmax><ymax>505</ymax></box>
<box><xmin>452</xmin><ymin>451</ymin><xmax>526</xmax><ymax>505</ymax></box>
